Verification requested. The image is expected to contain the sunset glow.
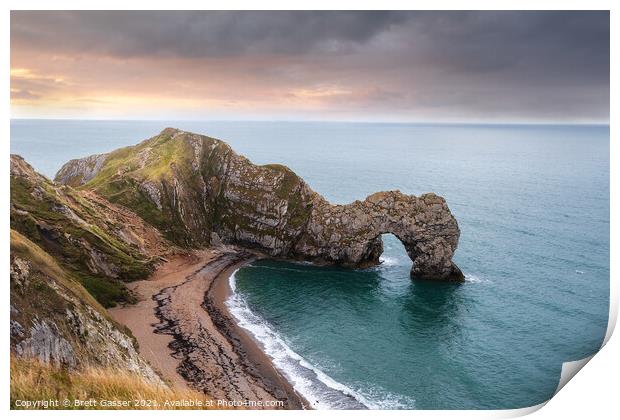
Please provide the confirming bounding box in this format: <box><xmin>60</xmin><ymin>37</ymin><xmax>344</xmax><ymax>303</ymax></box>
<box><xmin>10</xmin><ymin>11</ymin><xmax>610</xmax><ymax>122</ymax></box>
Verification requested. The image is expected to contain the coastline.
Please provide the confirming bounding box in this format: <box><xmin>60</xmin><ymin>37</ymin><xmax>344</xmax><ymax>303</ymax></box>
<box><xmin>109</xmin><ymin>248</ymin><xmax>308</xmax><ymax>410</ymax></box>
<box><xmin>221</xmin><ymin>260</ymin><xmax>373</xmax><ymax>410</ymax></box>
<box><xmin>206</xmin><ymin>253</ymin><xmax>311</xmax><ymax>409</ymax></box>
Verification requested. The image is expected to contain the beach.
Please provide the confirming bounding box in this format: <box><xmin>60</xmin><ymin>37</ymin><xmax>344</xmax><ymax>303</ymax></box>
<box><xmin>109</xmin><ymin>247</ymin><xmax>308</xmax><ymax>410</ymax></box>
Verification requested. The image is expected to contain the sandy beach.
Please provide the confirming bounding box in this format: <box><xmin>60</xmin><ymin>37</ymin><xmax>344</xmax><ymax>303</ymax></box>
<box><xmin>109</xmin><ymin>248</ymin><xmax>307</xmax><ymax>409</ymax></box>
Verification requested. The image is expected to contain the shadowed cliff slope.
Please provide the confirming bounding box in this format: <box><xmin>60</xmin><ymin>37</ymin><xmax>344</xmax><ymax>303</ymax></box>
<box><xmin>11</xmin><ymin>155</ymin><xmax>176</xmax><ymax>306</ymax></box>
<box><xmin>56</xmin><ymin>128</ymin><xmax>463</xmax><ymax>281</ymax></box>
<box><xmin>10</xmin><ymin>229</ymin><xmax>162</xmax><ymax>382</ymax></box>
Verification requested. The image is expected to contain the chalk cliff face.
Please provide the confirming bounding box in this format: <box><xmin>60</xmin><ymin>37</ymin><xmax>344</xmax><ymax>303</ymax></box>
<box><xmin>10</xmin><ymin>230</ymin><xmax>162</xmax><ymax>384</ymax></box>
<box><xmin>55</xmin><ymin>128</ymin><xmax>463</xmax><ymax>281</ymax></box>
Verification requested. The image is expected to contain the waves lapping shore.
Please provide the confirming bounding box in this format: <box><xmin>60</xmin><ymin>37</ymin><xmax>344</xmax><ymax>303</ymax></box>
<box><xmin>227</xmin><ymin>269</ymin><xmax>366</xmax><ymax>409</ymax></box>
<box><xmin>226</xmin><ymin>269</ymin><xmax>417</xmax><ymax>410</ymax></box>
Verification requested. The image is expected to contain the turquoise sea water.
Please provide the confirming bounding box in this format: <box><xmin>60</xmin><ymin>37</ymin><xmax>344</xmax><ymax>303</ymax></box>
<box><xmin>11</xmin><ymin>120</ymin><xmax>610</xmax><ymax>409</ymax></box>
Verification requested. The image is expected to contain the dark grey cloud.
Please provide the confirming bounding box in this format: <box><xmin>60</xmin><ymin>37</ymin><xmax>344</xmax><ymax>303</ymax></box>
<box><xmin>10</xmin><ymin>10</ymin><xmax>408</xmax><ymax>57</ymax></box>
<box><xmin>10</xmin><ymin>10</ymin><xmax>610</xmax><ymax>122</ymax></box>
<box><xmin>402</xmin><ymin>11</ymin><xmax>609</xmax><ymax>83</ymax></box>
<box><xmin>375</xmin><ymin>11</ymin><xmax>610</xmax><ymax>121</ymax></box>
<box><xmin>10</xmin><ymin>11</ymin><xmax>609</xmax><ymax>65</ymax></box>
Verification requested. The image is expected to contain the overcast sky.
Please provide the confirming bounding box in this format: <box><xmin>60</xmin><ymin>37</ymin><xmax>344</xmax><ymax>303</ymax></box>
<box><xmin>10</xmin><ymin>11</ymin><xmax>609</xmax><ymax>123</ymax></box>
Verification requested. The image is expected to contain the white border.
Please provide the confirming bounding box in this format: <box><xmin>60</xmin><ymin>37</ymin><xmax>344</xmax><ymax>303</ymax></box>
<box><xmin>3</xmin><ymin>2</ymin><xmax>617</xmax><ymax>419</ymax></box>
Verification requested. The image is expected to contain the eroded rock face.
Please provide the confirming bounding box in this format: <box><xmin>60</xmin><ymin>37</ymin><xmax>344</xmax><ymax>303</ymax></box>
<box><xmin>14</xmin><ymin>319</ymin><xmax>76</xmax><ymax>366</ymax></box>
<box><xmin>10</xmin><ymin>231</ymin><xmax>163</xmax><ymax>384</ymax></box>
<box><xmin>56</xmin><ymin>128</ymin><xmax>464</xmax><ymax>281</ymax></box>
<box><xmin>55</xmin><ymin>153</ymin><xmax>108</xmax><ymax>186</ymax></box>
<box><xmin>294</xmin><ymin>191</ymin><xmax>464</xmax><ymax>281</ymax></box>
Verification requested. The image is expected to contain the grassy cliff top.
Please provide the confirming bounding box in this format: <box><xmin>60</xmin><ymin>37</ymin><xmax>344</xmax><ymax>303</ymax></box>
<box><xmin>53</xmin><ymin>128</ymin><xmax>313</xmax><ymax>248</ymax></box>
<box><xmin>58</xmin><ymin>128</ymin><xmax>219</xmax><ymax>189</ymax></box>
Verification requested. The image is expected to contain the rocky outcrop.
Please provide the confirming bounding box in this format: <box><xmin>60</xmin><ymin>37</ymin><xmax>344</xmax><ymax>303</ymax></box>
<box><xmin>55</xmin><ymin>128</ymin><xmax>463</xmax><ymax>281</ymax></box>
<box><xmin>10</xmin><ymin>229</ymin><xmax>163</xmax><ymax>384</ymax></box>
<box><xmin>55</xmin><ymin>153</ymin><xmax>108</xmax><ymax>186</ymax></box>
<box><xmin>294</xmin><ymin>191</ymin><xmax>463</xmax><ymax>281</ymax></box>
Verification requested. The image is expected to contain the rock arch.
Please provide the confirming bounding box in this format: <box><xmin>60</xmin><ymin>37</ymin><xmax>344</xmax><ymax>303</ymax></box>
<box><xmin>292</xmin><ymin>191</ymin><xmax>464</xmax><ymax>281</ymax></box>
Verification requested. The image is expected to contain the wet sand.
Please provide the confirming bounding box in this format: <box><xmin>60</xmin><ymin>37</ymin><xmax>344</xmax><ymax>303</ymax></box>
<box><xmin>108</xmin><ymin>250</ymin><xmax>212</xmax><ymax>390</ymax></box>
<box><xmin>109</xmin><ymin>248</ymin><xmax>307</xmax><ymax>409</ymax></box>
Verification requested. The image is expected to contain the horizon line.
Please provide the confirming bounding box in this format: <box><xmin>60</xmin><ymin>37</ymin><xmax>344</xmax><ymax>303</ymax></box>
<box><xmin>9</xmin><ymin>117</ymin><xmax>611</xmax><ymax>127</ymax></box>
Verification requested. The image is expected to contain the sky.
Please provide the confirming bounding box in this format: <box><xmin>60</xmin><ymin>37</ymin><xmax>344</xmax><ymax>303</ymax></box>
<box><xmin>10</xmin><ymin>11</ymin><xmax>610</xmax><ymax>123</ymax></box>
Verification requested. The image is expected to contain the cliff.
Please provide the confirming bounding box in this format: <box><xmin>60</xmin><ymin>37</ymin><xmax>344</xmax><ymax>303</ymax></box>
<box><xmin>9</xmin><ymin>156</ymin><xmax>192</xmax><ymax>399</ymax></box>
<box><xmin>10</xmin><ymin>229</ymin><xmax>161</xmax><ymax>383</ymax></box>
<box><xmin>11</xmin><ymin>155</ymin><xmax>178</xmax><ymax>307</ymax></box>
<box><xmin>56</xmin><ymin>128</ymin><xmax>463</xmax><ymax>281</ymax></box>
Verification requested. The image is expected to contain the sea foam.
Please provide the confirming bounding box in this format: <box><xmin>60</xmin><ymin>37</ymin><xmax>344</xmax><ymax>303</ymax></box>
<box><xmin>379</xmin><ymin>256</ymin><xmax>400</xmax><ymax>267</ymax></box>
<box><xmin>464</xmin><ymin>273</ymin><xmax>490</xmax><ymax>284</ymax></box>
<box><xmin>226</xmin><ymin>269</ymin><xmax>409</xmax><ymax>409</ymax></box>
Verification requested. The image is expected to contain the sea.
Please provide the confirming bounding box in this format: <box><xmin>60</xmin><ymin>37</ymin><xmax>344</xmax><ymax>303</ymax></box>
<box><xmin>10</xmin><ymin>119</ymin><xmax>610</xmax><ymax>410</ymax></box>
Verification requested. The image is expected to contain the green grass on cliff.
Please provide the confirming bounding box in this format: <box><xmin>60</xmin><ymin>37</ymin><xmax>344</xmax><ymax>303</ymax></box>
<box><xmin>71</xmin><ymin>129</ymin><xmax>315</xmax><ymax>251</ymax></box>
<box><xmin>81</xmin><ymin>145</ymin><xmax>142</xmax><ymax>189</ymax></box>
<box><xmin>83</xmin><ymin>131</ymin><xmax>193</xmax><ymax>190</ymax></box>
<box><xmin>10</xmin><ymin>173</ymin><xmax>153</xmax><ymax>307</ymax></box>
<box><xmin>11</xmin><ymin>230</ymin><xmax>109</xmax><ymax>322</ymax></box>
<box><xmin>9</xmin><ymin>233</ymin><xmax>220</xmax><ymax>410</ymax></box>
<box><xmin>11</xmin><ymin>230</ymin><xmax>140</xmax><ymax>350</ymax></box>
<box><xmin>80</xmin><ymin>131</ymin><xmax>203</xmax><ymax>246</ymax></box>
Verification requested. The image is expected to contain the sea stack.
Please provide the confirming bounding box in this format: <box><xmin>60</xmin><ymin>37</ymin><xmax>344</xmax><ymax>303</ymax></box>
<box><xmin>55</xmin><ymin>128</ymin><xmax>464</xmax><ymax>281</ymax></box>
